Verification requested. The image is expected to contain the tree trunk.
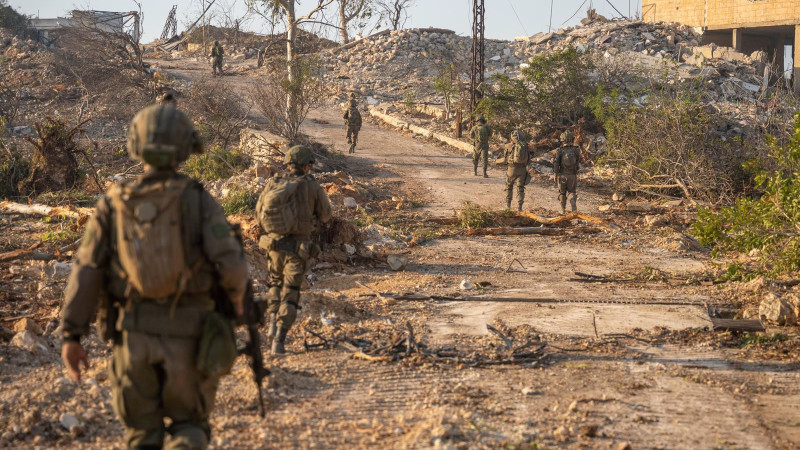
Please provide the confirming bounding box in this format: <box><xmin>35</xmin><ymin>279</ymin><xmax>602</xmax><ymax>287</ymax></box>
<box><xmin>339</xmin><ymin>1</ymin><xmax>350</xmax><ymax>44</ymax></box>
<box><xmin>285</xmin><ymin>1</ymin><xmax>297</xmax><ymax>118</ymax></box>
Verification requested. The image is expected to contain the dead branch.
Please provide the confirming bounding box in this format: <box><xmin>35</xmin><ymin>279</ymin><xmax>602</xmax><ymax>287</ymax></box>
<box><xmin>0</xmin><ymin>201</ymin><xmax>91</xmax><ymax>219</ymax></box>
<box><xmin>464</xmin><ymin>226</ymin><xmax>564</xmax><ymax>237</ymax></box>
<box><xmin>486</xmin><ymin>324</ymin><xmax>513</xmax><ymax>350</ymax></box>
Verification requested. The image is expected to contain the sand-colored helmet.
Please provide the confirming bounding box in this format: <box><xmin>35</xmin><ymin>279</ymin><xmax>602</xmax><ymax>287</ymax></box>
<box><xmin>284</xmin><ymin>145</ymin><xmax>315</xmax><ymax>166</ymax></box>
<box><xmin>349</xmin><ymin>99</ymin><xmax>358</xmax><ymax>108</ymax></box>
<box><xmin>560</xmin><ymin>130</ymin><xmax>574</xmax><ymax>145</ymax></box>
<box><xmin>127</xmin><ymin>103</ymin><xmax>202</xmax><ymax>169</ymax></box>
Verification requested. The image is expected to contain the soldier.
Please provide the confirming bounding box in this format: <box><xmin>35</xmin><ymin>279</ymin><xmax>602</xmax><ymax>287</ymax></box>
<box><xmin>470</xmin><ymin>115</ymin><xmax>491</xmax><ymax>178</ymax></box>
<box><xmin>211</xmin><ymin>41</ymin><xmax>224</xmax><ymax>76</ymax></box>
<box><xmin>60</xmin><ymin>103</ymin><xmax>250</xmax><ymax>449</ymax></box>
<box><xmin>553</xmin><ymin>130</ymin><xmax>581</xmax><ymax>214</ymax></box>
<box><xmin>256</xmin><ymin>145</ymin><xmax>332</xmax><ymax>354</ymax></box>
<box><xmin>504</xmin><ymin>129</ymin><xmax>530</xmax><ymax>211</ymax></box>
<box><xmin>343</xmin><ymin>99</ymin><xmax>362</xmax><ymax>154</ymax></box>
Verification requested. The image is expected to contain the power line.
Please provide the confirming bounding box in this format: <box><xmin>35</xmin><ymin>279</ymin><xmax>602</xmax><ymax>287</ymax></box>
<box><xmin>506</xmin><ymin>0</ymin><xmax>528</xmax><ymax>37</ymax></box>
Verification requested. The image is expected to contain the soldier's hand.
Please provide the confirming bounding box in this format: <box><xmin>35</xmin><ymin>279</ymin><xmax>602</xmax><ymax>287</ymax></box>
<box><xmin>62</xmin><ymin>341</ymin><xmax>89</xmax><ymax>382</ymax></box>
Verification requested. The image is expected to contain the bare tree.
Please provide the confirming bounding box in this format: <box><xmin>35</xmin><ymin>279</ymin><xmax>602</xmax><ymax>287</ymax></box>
<box><xmin>336</xmin><ymin>0</ymin><xmax>371</xmax><ymax>44</ymax></box>
<box><xmin>377</xmin><ymin>0</ymin><xmax>414</xmax><ymax>30</ymax></box>
<box><xmin>253</xmin><ymin>59</ymin><xmax>324</xmax><ymax>144</ymax></box>
<box><xmin>184</xmin><ymin>78</ymin><xmax>251</xmax><ymax>149</ymax></box>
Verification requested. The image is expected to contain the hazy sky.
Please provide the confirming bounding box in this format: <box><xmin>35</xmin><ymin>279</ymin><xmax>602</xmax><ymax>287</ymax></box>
<box><xmin>15</xmin><ymin>1</ymin><xmax>642</xmax><ymax>42</ymax></box>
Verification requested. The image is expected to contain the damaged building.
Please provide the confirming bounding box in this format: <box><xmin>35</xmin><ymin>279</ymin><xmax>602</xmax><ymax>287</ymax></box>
<box><xmin>29</xmin><ymin>10</ymin><xmax>140</xmax><ymax>46</ymax></box>
<box><xmin>643</xmin><ymin>0</ymin><xmax>800</xmax><ymax>94</ymax></box>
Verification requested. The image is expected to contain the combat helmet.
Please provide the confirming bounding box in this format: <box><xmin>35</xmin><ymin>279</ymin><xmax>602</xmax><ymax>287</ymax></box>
<box><xmin>560</xmin><ymin>130</ymin><xmax>574</xmax><ymax>145</ymax></box>
<box><xmin>477</xmin><ymin>115</ymin><xmax>486</xmax><ymax>124</ymax></box>
<box><xmin>284</xmin><ymin>145</ymin><xmax>315</xmax><ymax>167</ymax></box>
<box><xmin>127</xmin><ymin>103</ymin><xmax>202</xmax><ymax>169</ymax></box>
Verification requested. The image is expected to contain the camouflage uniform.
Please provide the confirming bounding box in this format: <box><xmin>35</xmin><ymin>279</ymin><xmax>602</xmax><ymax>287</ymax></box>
<box><xmin>211</xmin><ymin>42</ymin><xmax>224</xmax><ymax>76</ymax></box>
<box><xmin>61</xmin><ymin>104</ymin><xmax>248</xmax><ymax>450</ymax></box>
<box><xmin>470</xmin><ymin>117</ymin><xmax>491</xmax><ymax>177</ymax></box>
<box><xmin>343</xmin><ymin>101</ymin><xmax>362</xmax><ymax>150</ymax></box>
<box><xmin>257</xmin><ymin>146</ymin><xmax>332</xmax><ymax>354</ymax></box>
<box><xmin>553</xmin><ymin>130</ymin><xmax>580</xmax><ymax>214</ymax></box>
<box><xmin>505</xmin><ymin>130</ymin><xmax>530</xmax><ymax>211</ymax></box>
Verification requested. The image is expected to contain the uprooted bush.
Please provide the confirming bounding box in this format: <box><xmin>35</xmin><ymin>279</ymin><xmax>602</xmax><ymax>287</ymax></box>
<box><xmin>692</xmin><ymin>113</ymin><xmax>800</xmax><ymax>277</ymax></box>
<box><xmin>254</xmin><ymin>58</ymin><xmax>324</xmax><ymax>144</ymax></box>
<box><xmin>182</xmin><ymin>146</ymin><xmax>250</xmax><ymax>182</ymax></box>
<box><xmin>19</xmin><ymin>119</ymin><xmax>84</xmax><ymax>196</ymax></box>
<box><xmin>588</xmin><ymin>86</ymin><xmax>749</xmax><ymax>203</ymax></box>
<box><xmin>0</xmin><ymin>144</ymin><xmax>29</xmax><ymax>199</ymax></box>
<box><xmin>183</xmin><ymin>77</ymin><xmax>250</xmax><ymax>149</ymax></box>
<box><xmin>476</xmin><ymin>48</ymin><xmax>595</xmax><ymax>137</ymax></box>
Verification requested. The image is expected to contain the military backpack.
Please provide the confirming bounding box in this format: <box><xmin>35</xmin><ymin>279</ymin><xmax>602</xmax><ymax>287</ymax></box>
<box><xmin>561</xmin><ymin>146</ymin><xmax>579</xmax><ymax>172</ymax></box>
<box><xmin>256</xmin><ymin>175</ymin><xmax>309</xmax><ymax>236</ymax></box>
<box><xmin>347</xmin><ymin>109</ymin><xmax>362</xmax><ymax>128</ymax></box>
<box><xmin>508</xmin><ymin>142</ymin><xmax>530</xmax><ymax>165</ymax></box>
<box><xmin>109</xmin><ymin>178</ymin><xmax>194</xmax><ymax>299</ymax></box>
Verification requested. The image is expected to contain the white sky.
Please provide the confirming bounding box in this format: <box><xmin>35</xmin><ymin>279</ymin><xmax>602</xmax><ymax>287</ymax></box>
<box><xmin>14</xmin><ymin>1</ymin><xmax>643</xmax><ymax>42</ymax></box>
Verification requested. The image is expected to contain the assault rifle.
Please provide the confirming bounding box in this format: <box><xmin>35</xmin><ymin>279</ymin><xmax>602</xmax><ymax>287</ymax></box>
<box><xmin>239</xmin><ymin>282</ymin><xmax>270</xmax><ymax>418</ymax></box>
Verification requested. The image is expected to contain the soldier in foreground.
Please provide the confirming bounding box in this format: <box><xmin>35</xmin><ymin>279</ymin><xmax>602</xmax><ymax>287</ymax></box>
<box><xmin>553</xmin><ymin>130</ymin><xmax>581</xmax><ymax>214</ymax></box>
<box><xmin>504</xmin><ymin>129</ymin><xmax>530</xmax><ymax>211</ymax></box>
<box><xmin>343</xmin><ymin>98</ymin><xmax>362</xmax><ymax>153</ymax></box>
<box><xmin>60</xmin><ymin>103</ymin><xmax>250</xmax><ymax>449</ymax></box>
<box><xmin>211</xmin><ymin>40</ymin><xmax>224</xmax><ymax>76</ymax></box>
<box><xmin>256</xmin><ymin>145</ymin><xmax>332</xmax><ymax>354</ymax></box>
<box><xmin>470</xmin><ymin>115</ymin><xmax>491</xmax><ymax>178</ymax></box>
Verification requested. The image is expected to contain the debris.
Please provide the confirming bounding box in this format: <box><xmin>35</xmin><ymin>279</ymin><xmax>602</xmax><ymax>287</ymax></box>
<box><xmin>758</xmin><ymin>293</ymin><xmax>799</xmax><ymax>326</ymax></box>
<box><xmin>10</xmin><ymin>330</ymin><xmax>48</xmax><ymax>354</ymax></box>
<box><xmin>612</xmin><ymin>193</ymin><xmax>625</xmax><ymax>202</ymax></box>
<box><xmin>626</xmin><ymin>201</ymin><xmax>653</xmax><ymax>212</ymax></box>
<box><xmin>343</xmin><ymin>197</ymin><xmax>358</xmax><ymax>209</ymax></box>
<box><xmin>43</xmin><ymin>260</ymin><xmax>72</xmax><ymax>280</ymax></box>
<box><xmin>344</xmin><ymin>244</ymin><xmax>356</xmax><ymax>255</ymax></box>
<box><xmin>459</xmin><ymin>279</ymin><xmax>474</xmax><ymax>290</ymax></box>
<box><xmin>13</xmin><ymin>318</ymin><xmax>42</xmax><ymax>335</ymax></box>
<box><xmin>711</xmin><ymin>318</ymin><xmax>765</xmax><ymax>333</ymax></box>
<box><xmin>386</xmin><ymin>254</ymin><xmax>408</xmax><ymax>271</ymax></box>
<box><xmin>598</xmin><ymin>204</ymin><xmax>611</xmax><ymax>212</ymax></box>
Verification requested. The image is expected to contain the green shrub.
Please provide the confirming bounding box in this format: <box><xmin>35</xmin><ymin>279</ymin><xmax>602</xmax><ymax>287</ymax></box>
<box><xmin>222</xmin><ymin>187</ymin><xmax>258</xmax><ymax>215</ymax></box>
<box><xmin>588</xmin><ymin>86</ymin><xmax>748</xmax><ymax>203</ymax></box>
<box><xmin>476</xmin><ymin>48</ymin><xmax>594</xmax><ymax>136</ymax></box>
<box><xmin>182</xmin><ymin>147</ymin><xmax>249</xmax><ymax>182</ymax></box>
<box><xmin>692</xmin><ymin>113</ymin><xmax>800</xmax><ymax>277</ymax></box>
<box><xmin>0</xmin><ymin>147</ymin><xmax>30</xmax><ymax>199</ymax></box>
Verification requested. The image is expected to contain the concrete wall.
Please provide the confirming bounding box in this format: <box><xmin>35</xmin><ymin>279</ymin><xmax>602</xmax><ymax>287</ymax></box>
<box><xmin>644</xmin><ymin>0</ymin><xmax>800</xmax><ymax>29</ymax></box>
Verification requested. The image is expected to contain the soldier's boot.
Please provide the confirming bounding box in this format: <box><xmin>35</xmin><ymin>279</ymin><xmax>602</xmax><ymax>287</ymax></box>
<box><xmin>518</xmin><ymin>188</ymin><xmax>525</xmax><ymax>212</ymax></box>
<box><xmin>266</xmin><ymin>313</ymin><xmax>277</xmax><ymax>344</ymax></box>
<box><xmin>559</xmin><ymin>194</ymin><xmax>567</xmax><ymax>215</ymax></box>
<box><xmin>272</xmin><ymin>328</ymin><xmax>287</xmax><ymax>355</ymax></box>
<box><xmin>473</xmin><ymin>164</ymin><xmax>478</xmax><ymax>176</ymax></box>
<box><xmin>483</xmin><ymin>167</ymin><xmax>488</xmax><ymax>178</ymax></box>
<box><xmin>570</xmin><ymin>194</ymin><xmax>578</xmax><ymax>212</ymax></box>
<box><xmin>517</xmin><ymin>202</ymin><xmax>524</xmax><ymax>212</ymax></box>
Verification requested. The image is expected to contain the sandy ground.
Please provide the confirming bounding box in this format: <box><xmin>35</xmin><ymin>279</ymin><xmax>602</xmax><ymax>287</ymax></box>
<box><xmin>0</xmin><ymin>58</ymin><xmax>798</xmax><ymax>449</ymax></box>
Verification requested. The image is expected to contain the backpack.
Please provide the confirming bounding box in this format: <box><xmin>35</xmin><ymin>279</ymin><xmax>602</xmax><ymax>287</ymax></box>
<box><xmin>256</xmin><ymin>175</ymin><xmax>308</xmax><ymax>236</ymax></box>
<box><xmin>109</xmin><ymin>178</ymin><xmax>193</xmax><ymax>299</ymax></box>
<box><xmin>561</xmin><ymin>146</ymin><xmax>578</xmax><ymax>171</ymax></box>
<box><xmin>508</xmin><ymin>142</ymin><xmax>530</xmax><ymax>165</ymax></box>
<box><xmin>347</xmin><ymin>109</ymin><xmax>362</xmax><ymax>128</ymax></box>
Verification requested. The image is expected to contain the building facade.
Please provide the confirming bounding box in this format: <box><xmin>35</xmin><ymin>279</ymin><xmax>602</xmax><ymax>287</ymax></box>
<box><xmin>643</xmin><ymin>0</ymin><xmax>800</xmax><ymax>93</ymax></box>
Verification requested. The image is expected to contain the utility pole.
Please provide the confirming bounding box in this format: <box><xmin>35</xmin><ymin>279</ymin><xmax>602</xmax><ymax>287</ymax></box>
<box><xmin>469</xmin><ymin>0</ymin><xmax>485</xmax><ymax>117</ymax></box>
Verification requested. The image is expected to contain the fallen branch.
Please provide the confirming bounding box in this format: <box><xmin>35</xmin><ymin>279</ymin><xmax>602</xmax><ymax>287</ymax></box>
<box><xmin>486</xmin><ymin>324</ymin><xmax>513</xmax><ymax>350</ymax></box>
<box><xmin>464</xmin><ymin>226</ymin><xmax>563</xmax><ymax>236</ymax></box>
<box><xmin>0</xmin><ymin>201</ymin><xmax>91</xmax><ymax>219</ymax></box>
<box><xmin>352</xmin><ymin>352</ymin><xmax>394</xmax><ymax>363</ymax></box>
<box><xmin>517</xmin><ymin>211</ymin><xmax>618</xmax><ymax>231</ymax></box>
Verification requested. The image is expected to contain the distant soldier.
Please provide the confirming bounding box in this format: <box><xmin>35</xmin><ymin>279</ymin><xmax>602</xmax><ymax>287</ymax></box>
<box><xmin>504</xmin><ymin>129</ymin><xmax>530</xmax><ymax>211</ymax></box>
<box><xmin>211</xmin><ymin>41</ymin><xmax>224</xmax><ymax>76</ymax></box>
<box><xmin>60</xmin><ymin>103</ymin><xmax>251</xmax><ymax>449</ymax></box>
<box><xmin>553</xmin><ymin>130</ymin><xmax>581</xmax><ymax>214</ymax></box>
<box><xmin>256</xmin><ymin>145</ymin><xmax>332</xmax><ymax>354</ymax></box>
<box><xmin>343</xmin><ymin>98</ymin><xmax>362</xmax><ymax>153</ymax></box>
<box><xmin>470</xmin><ymin>115</ymin><xmax>491</xmax><ymax>178</ymax></box>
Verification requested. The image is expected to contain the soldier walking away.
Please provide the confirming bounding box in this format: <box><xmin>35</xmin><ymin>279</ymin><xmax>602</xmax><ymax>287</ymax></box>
<box><xmin>256</xmin><ymin>145</ymin><xmax>332</xmax><ymax>354</ymax></box>
<box><xmin>343</xmin><ymin>98</ymin><xmax>362</xmax><ymax>154</ymax></box>
<box><xmin>60</xmin><ymin>103</ymin><xmax>252</xmax><ymax>449</ymax></box>
<box><xmin>470</xmin><ymin>115</ymin><xmax>491</xmax><ymax>178</ymax></box>
<box><xmin>553</xmin><ymin>130</ymin><xmax>581</xmax><ymax>215</ymax></box>
<box><xmin>505</xmin><ymin>129</ymin><xmax>531</xmax><ymax>211</ymax></box>
<box><xmin>211</xmin><ymin>41</ymin><xmax>224</xmax><ymax>76</ymax></box>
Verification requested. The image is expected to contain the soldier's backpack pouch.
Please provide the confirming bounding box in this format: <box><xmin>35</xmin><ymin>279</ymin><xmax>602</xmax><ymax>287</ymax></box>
<box><xmin>562</xmin><ymin>148</ymin><xmax>578</xmax><ymax>171</ymax></box>
<box><xmin>509</xmin><ymin>143</ymin><xmax>530</xmax><ymax>165</ymax></box>
<box><xmin>255</xmin><ymin>176</ymin><xmax>302</xmax><ymax>236</ymax></box>
<box><xmin>196</xmin><ymin>311</ymin><xmax>238</xmax><ymax>379</ymax></box>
